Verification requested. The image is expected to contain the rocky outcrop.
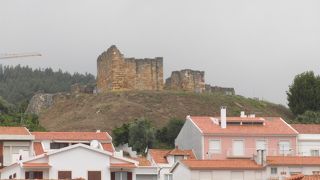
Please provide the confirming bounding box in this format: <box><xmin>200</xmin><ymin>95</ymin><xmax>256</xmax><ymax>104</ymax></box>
<box><xmin>25</xmin><ymin>93</ymin><xmax>54</xmax><ymax>115</ymax></box>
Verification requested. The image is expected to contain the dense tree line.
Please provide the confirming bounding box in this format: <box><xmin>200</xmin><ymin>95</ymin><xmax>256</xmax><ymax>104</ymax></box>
<box><xmin>0</xmin><ymin>65</ymin><xmax>95</xmax><ymax>107</ymax></box>
<box><xmin>112</xmin><ymin>118</ymin><xmax>185</xmax><ymax>154</ymax></box>
<box><xmin>287</xmin><ymin>71</ymin><xmax>320</xmax><ymax>123</ymax></box>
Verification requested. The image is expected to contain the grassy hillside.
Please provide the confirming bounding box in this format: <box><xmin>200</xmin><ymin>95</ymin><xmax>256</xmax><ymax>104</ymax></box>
<box><xmin>38</xmin><ymin>91</ymin><xmax>294</xmax><ymax>132</ymax></box>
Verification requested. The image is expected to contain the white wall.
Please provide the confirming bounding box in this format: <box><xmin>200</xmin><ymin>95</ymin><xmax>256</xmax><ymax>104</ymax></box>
<box><xmin>267</xmin><ymin>166</ymin><xmax>320</xmax><ymax>180</ymax></box>
<box><xmin>175</xmin><ymin>118</ymin><xmax>203</xmax><ymax>159</ymax></box>
<box><xmin>48</xmin><ymin>147</ymin><xmax>110</xmax><ymax>180</ymax></box>
<box><xmin>3</xmin><ymin>141</ymin><xmax>32</xmax><ymax>166</ymax></box>
<box><xmin>172</xmin><ymin>163</ymin><xmax>191</xmax><ymax>180</ymax></box>
<box><xmin>0</xmin><ymin>164</ymin><xmax>23</xmax><ymax>179</ymax></box>
<box><xmin>297</xmin><ymin>134</ymin><xmax>320</xmax><ymax>156</ymax></box>
<box><xmin>172</xmin><ymin>164</ymin><xmax>267</xmax><ymax>180</ymax></box>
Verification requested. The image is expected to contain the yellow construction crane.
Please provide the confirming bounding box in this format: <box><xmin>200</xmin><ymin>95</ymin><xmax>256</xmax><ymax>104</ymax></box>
<box><xmin>0</xmin><ymin>52</ymin><xmax>41</xmax><ymax>59</ymax></box>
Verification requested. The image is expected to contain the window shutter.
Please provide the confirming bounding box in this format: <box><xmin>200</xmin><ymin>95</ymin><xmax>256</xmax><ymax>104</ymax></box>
<box><xmin>111</xmin><ymin>172</ymin><xmax>115</xmax><ymax>180</ymax></box>
<box><xmin>128</xmin><ymin>172</ymin><xmax>132</xmax><ymax>180</ymax></box>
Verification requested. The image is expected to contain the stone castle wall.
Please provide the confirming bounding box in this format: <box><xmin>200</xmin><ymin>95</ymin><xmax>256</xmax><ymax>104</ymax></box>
<box><xmin>165</xmin><ymin>69</ymin><xmax>205</xmax><ymax>93</ymax></box>
<box><xmin>205</xmin><ymin>84</ymin><xmax>235</xmax><ymax>95</ymax></box>
<box><xmin>97</xmin><ymin>45</ymin><xmax>163</xmax><ymax>92</ymax></box>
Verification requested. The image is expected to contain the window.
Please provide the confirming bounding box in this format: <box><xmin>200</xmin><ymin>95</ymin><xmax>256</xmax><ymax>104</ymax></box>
<box><xmin>279</xmin><ymin>141</ymin><xmax>290</xmax><ymax>155</ymax></box>
<box><xmin>313</xmin><ymin>171</ymin><xmax>320</xmax><ymax>175</ymax></box>
<box><xmin>25</xmin><ymin>171</ymin><xmax>43</xmax><ymax>179</ymax></box>
<box><xmin>50</xmin><ymin>143</ymin><xmax>69</xmax><ymax>149</ymax></box>
<box><xmin>164</xmin><ymin>174</ymin><xmax>173</xmax><ymax>180</ymax></box>
<box><xmin>174</xmin><ymin>155</ymin><xmax>184</xmax><ymax>163</ymax></box>
<box><xmin>232</xmin><ymin>140</ymin><xmax>244</xmax><ymax>156</ymax></box>
<box><xmin>311</xmin><ymin>150</ymin><xmax>320</xmax><ymax>156</ymax></box>
<box><xmin>58</xmin><ymin>171</ymin><xmax>72</xmax><ymax>179</ymax></box>
<box><xmin>271</xmin><ymin>167</ymin><xmax>278</xmax><ymax>175</ymax></box>
<box><xmin>13</xmin><ymin>173</ymin><xmax>16</xmax><ymax>179</ymax></box>
<box><xmin>209</xmin><ymin>139</ymin><xmax>221</xmax><ymax>154</ymax></box>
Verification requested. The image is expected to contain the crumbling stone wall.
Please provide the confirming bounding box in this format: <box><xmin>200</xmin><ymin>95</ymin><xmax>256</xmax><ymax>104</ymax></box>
<box><xmin>205</xmin><ymin>84</ymin><xmax>235</xmax><ymax>95</ymax></box>
<box><xmin>165</xmin><ymin>69</ymin><xmax>205</xmax><ymax>93</ymax></box>
<box><xmin>97</xmin><ymin>45</ymin><xmax>163</xmax><ymax>92</ymax></box>
<box><xmin>71</xmin><ymin>83</ymin><xmax>95</xmax><ymax>94</ymax></box>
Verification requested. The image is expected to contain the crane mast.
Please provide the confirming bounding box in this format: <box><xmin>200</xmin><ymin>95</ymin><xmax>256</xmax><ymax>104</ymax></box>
<box><xmin>0</xmin><ymin>52</ymin><xmax>41</xmax><ymax>59</ymax></box>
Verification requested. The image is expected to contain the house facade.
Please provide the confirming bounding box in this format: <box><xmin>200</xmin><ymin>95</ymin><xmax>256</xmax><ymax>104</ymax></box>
<box><xmin>175</xmin><ymin>108</ymin><xmax>299</xmax><ymax>160</ymax></box>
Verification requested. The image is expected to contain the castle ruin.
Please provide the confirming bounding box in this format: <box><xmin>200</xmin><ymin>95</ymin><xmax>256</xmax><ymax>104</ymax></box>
<box><xmin>97</xmin><ymin>45</ymin><xmax>163</xmax><ymax>92</ymax></box>
<box><xmin>165</xmin><ymin>69</ymin><xmax>235</xmax><ymax>95</ymax></box>
<box><xmin>165</xmin><ymin>69</ymin><xmax>206</xmax><ymax>93</ymax></box>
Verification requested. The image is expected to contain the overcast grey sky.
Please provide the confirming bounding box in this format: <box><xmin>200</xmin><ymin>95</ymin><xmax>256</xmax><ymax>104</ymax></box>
<box><xmin>1</xmin><ymin>0</ymin><xmax>320</xmax><ymax>105</ymax></box>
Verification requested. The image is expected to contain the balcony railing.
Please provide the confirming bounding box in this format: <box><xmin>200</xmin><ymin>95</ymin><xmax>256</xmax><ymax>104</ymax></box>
<box><xmin>226</xmin><ymin>148</ymin><xmax>297</xmax><ymax>158</ymax></box>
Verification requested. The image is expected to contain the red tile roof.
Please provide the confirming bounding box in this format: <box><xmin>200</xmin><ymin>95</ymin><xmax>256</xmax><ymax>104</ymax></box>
<box><xmin>33</xmin><ymin>142</ymin><xmax>45</xmax><ymax>156</ymax></box>
<box><xmin>102</xmin><ymin>143</ymin><xmax>114</xmax><ymax>152</ymax></box>
<box><xmin>267</xmin><ymin>156</ymin><xmax>320</xmax><ymax>166</ymax></box>
<box><xmin>132</xmin><ymin>157</ymin><xmax>152</xmax><ymax>167</ymax></box>
<box><xmin>291</xmin><ymin>124</ymin><xmax>320</xmax><ymax>134</ymax></box>
<box><xmin>23</xmin><ymin>163</ymin><xmax>51</xmax><ymax>168</ymax></box>
<box><xmin>166</xmin><ymin>149</ymin><xmax>196</xmax><ymax>159</ymax></box>
<box><xmin>32</xmin><ymin>132</ymin><xmax>111</xmax><ymax>141</ymax></box>
<box><xmin>180</xmin><ymin>159</ymin><xmax>263</xmax><ymax>170</ymax></box>
<box><xmin>149</xmin><ymin>149</ymin><xmax>196</xmax><ymax>164</ymax></box>
<box><xmin>149</xmin><ymin>149</ymin><xmax>170</xmax><ymax>164</ymax></box>
<box><xmin>303</xmin><ymin>176</ymin><xmax>320</xmax><ymax>180</ymax></box>
<box><xmin>0</xmin><ymin>126</ymin><xmax>31</xmax><ymax>135</ymax></box>
<box><xmin>287</xmin><ymin>175</ymin><xmax>320</xmax><ymax>180</ymax></box>
<box><xmin>110</xmin><ymin>163</ymin><xmax>136</xmax><ymax>169</ymax></box>
<box><xmin>190</xmin><ymin>116</ymin><xmax>298</xmax><ymax>135</ymax></box>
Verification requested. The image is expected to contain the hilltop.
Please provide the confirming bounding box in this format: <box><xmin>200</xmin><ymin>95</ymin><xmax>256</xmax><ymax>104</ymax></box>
<box><xmin>37</xmin><ymin>91</ymin><xmax>294</xmax><ymax>132</ymax></box>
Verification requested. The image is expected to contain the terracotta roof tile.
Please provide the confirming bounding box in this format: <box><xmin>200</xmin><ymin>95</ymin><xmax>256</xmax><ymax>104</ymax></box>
<box><xmin>149</xmin><ymin>149</ymin><xmax>170</xmax><ymax>164</ymax></box>
<box><xmin>33</xmin><ymin>142</ymin><xmax>45</xmax><ymax>156</ymax></box>
<box><xmin>149</xmin><ymin>149</ymin><xmax>196</xmax><ymax>164</ymax></box>
<box><xmin>287</xmin><ymin>175</ymin><xmax>320</xmax><ymax>180</ymax></box>
<box><xmin>110</xmin><ymin>163</ymin><xmax>136</xmax><ymax>169</ymax></box>
<box><xmin>102</xmin><ymin>143</ymin><xmax>114</xmax><ymax>152</ymax></box>
<box><xmin>32</xmin><ymin>132</ymin><xmax>111</xmax><ymax>141</ymax></box>
<box><xmin>0</xmin><ymin>126</ymin><xmax>31</xmax><ymax>135</ymax></box>
<box><xmin>291</xmin><ymin>124</ymin><xmax>320</xmax><ymax>134</ymax></box>
<box><xmin>181</xmin><ymin>159</ymin><xmax>263</xmax><ymax>170</ymax></box>
<box><xmin>267</xmin><ymin>156</ymin><xmax>320</xmax><ymax>166</ymax></box>
<box><xmin>190</xmin><ymin>116</ymin><xmax>297</xmax><ymax>135</ymax></box>
<box><xmin>23</xmin><ymin>163</ymin><xmax>51</xmax><ymax>168</ymax></box>
<box><xmin>132</xmin><ymin>157</ymin><xmax>152</xmax><ymax>167</ymax></box>
<box><xmin>166</xmin><ymin>149</ymin><xmax>196</xmax><ymax>159</ymax></box>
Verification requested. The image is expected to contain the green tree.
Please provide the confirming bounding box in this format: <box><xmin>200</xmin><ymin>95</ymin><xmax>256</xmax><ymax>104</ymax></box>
<box><xmin>287</xmin><ymin>71</ymin><xmax>320</xmax><ymax>115</ymax></box>
<box><xmin>128</xmin><ymin>118</ymin><xmax>155</xmax><ymax>153</ymax></box>
<box><xmin>156</xmin><ymin>118</ymin><xmax>184</xmax><ymax>148</ymax></box>
<box><xmin>112</xmin><ymin>123</ymin><xmax>130</xmax><ymax>146</ymax></box>
<box><xmin>295</xmin><ymin>111</ymin><xmax>320</xmax><ymax>124</ymax></box>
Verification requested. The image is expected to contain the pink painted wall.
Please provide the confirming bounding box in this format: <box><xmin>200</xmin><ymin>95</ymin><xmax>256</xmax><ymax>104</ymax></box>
<box><xmin>203</xmin><ymin>135</ymin><xmax>297</xmax><ymax>160</ymax></box>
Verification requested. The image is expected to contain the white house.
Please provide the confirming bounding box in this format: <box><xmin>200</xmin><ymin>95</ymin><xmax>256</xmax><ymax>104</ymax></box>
<box><xmin>0</xmin><ymin>143</ymin><xmax>158</xmax><ymax>180</ymax></box>
<box><xmin>291</xmin><ymin>124</ymin><xmax>320</xmax><ymax>156</ymax></box>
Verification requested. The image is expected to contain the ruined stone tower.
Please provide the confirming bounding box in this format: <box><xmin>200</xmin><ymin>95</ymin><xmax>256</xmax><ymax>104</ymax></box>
<box><xmin>97</xmin><ymin>45</ymin><xmax>163</xmax><ymax>92</ymax></box>
<box><xmin>165</xmin><ymin>69</ymin><xmax>206</xmax><ymax>93</ymax></box>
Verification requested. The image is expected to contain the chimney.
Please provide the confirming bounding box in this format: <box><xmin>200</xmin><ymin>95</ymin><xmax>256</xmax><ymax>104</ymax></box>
<box><xmin>96</xmin><ymin>130</ymin><xmax>101</xmax><ymax>133</ymax></box>
<box><xmin>220</xmin><ymin>106</ymin><xmax>227</xmax><ymax>129</ymax></box>
<box><xmin>240</xmin><ymin>111</ymin><xmax>246</xmax><ymax>118</ymax></box>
